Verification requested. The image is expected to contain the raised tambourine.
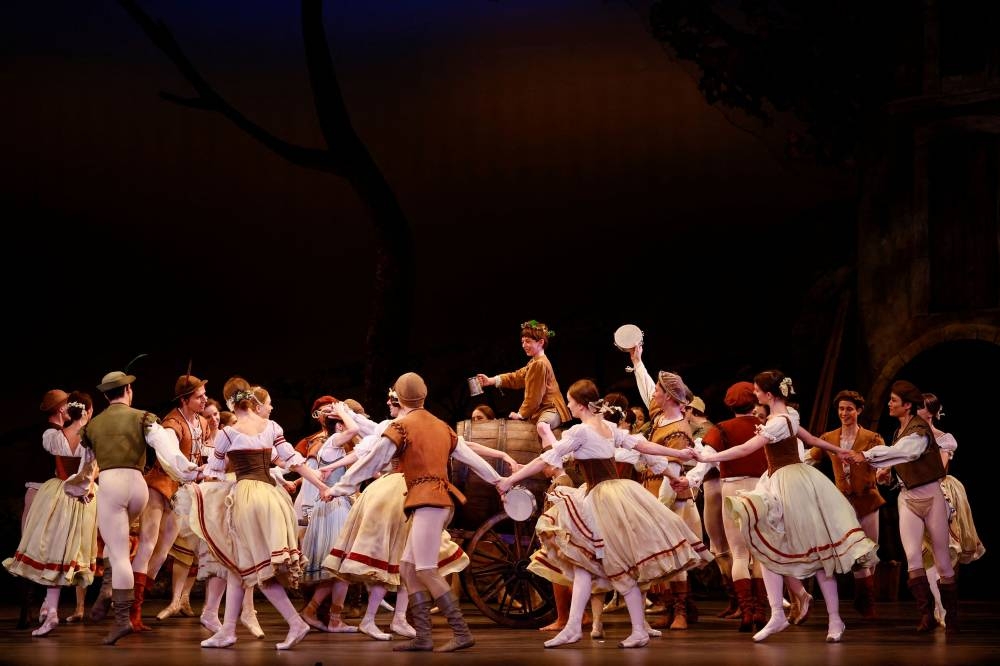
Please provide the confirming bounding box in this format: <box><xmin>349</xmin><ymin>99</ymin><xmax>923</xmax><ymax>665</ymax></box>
<box><xmin>613</xmin><ymin>324</ymin><xmax>644</xmax><ymax>352</ymax></box>
<box><xmin>502</xmin><ymin>485</ymin><xmax>537</xmax><ymax>522</ymax></box>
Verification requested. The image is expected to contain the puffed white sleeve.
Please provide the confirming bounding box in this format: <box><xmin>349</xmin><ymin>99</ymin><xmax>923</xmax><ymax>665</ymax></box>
<box><xmin>330</xmin><ymin>437</ymin><xmax>397</xmax><ymax>495</ymax></box>
<box><xmin>452</xmin><ymin>436</ymin><xmax>501</xmax><ymax>484</ymax></box>
<box><xmin>145</xmin><ymin>422</ymin><xmax>199</xmax><ymax>483</ymax></box>
<box><xmin>62</xmin><ymin>448</ymin><xmax>98</xmax><ymax>498</ymax></box>
<box><xmin>685</xmin><ymin>439</ymin><xmax>718</xmax><ymax>489</ymax></box>
<box><xmin>540</xmin><ymin>425</ymin><xmax>583</xmax><ymax>467</ymax></box>
<box><xmin>42</xmin><ymin>428</ymin><xmax>71</xmax><ymax>456</ymax></box>
<box><xmin>863</xmin><ymin>432</ymin><xmax>928</xmax><ymax>468</ymax></box>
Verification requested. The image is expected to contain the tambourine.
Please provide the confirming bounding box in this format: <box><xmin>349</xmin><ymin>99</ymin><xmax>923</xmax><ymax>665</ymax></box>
<box><xmin>502</xmin><ymin>485</ymin><xmax>537</xmax><ymax>522</ymax></box>
<box><xmin>613</xmin><ymin>324</ymin><xmax>644</xmax><ymax>352</ymax></box>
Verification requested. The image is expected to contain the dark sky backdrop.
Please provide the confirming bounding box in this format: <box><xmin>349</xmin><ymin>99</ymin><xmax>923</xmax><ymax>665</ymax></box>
<box><xmin>2</xmin><ymin>1</ymin><xmax>855</xmax><ymax>438</ymax></box>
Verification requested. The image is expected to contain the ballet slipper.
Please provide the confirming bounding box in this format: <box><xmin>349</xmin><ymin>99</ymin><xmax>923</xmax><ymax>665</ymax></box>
<box><xmin>390</xmin><ymin>617</ymin><xmax>417</xmax><ymax>638</ymax></box>
<box><xmin>644</xmin><ymin>622</ymin><xmax>662</xmax><ymax>638</ymax></box>
<box><xmin>157</xmin><ymin>602</ymin><xmax>184</xmax><ymax>620</ymax></box>
<box><xmin>791</xmin><ymin>592</ymin><xmax>813</xmax><ymax>625</ymax></box>
<box><xmin>241</xmin><ymin>606</ymin><xmax>265</xmax><ymax>638</ymax></box>
<box><xmin>826</xmin><ymin>618</ymin><xmax>846</xmax><ymax>643</ymax></box>
<box><xmin>590</xmin><ymin>621</ymin><xmax>604</xmax><ymax>639</ymax></box>
<box><xmin>32</xmin><ymin>609</ymin><xmax>59</xmax><ymax>637</ymax></box>
<box><xmin>752</xmin><ymin>615</ymin><xmax>790</xmax><ymax>642</ymax></box>
<box><xmin>359</xmin><ymin>619</ymin><xmax>392</xmax><ymax>641</ymax></box>
<box><xmin>538</xmin><ymin>620</ymin><xmax>566</xmax><ymax>631</ymax></box>
<box><xmin>276</xmin><ymin>619</ymin><xmax>310</xmax><ymax>650</ymax></box>
<box><xmin>200</xmin><ymin>629</ymin><xmax>237</xmax><ymax>648</ymax></box>
<box><xmin>618</xmin><ymin>631</ymin><xmax>650</xmax><ymax>649</ymax></box>
<box><xmin>301</xmin><ymin>612</ymin><xmax>328</xmax><ymax>632</ymax></box>
<box><xmin>543</xmin><ymin>627</ymin><xmax>582</xmax><ymax>648</ymax></box>
<box><xmin>327</xmin><ymin>618</ymin><xmax>359</xmax><ymax>633</ymax></box>
<box><xmin>200</xmin><ymin>611</ymin><xmax>222</xmax><ymax>633</ymax></box>
<box><xmin>66</xmin><ymin>608</ymin><xmax>86</xmax><ymax>623</ymax></box>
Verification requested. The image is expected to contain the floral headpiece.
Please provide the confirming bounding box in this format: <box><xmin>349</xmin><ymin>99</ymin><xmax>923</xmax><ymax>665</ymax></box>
<box><xmin>387</xmin><ymin>387</ymin><xmax>401</xmax><ymax>406</ymax></box>
<box><xmin>67</xmin><ymin>401</ymin><xmax>87</xmax><ymax>412</ymax></box>
<box><xmin>778</xmin><ymin>377</ymin><xmax>795</xmax><ymax>398</ymax></box>
<box><xmin>520</xmin><ymin>320</ymin><xmax>555</xmax><ymax>339</ymax></box>
<box><xmin>225</xmin><ymin>389</ymin><xmax>257</xmax><ymax>411</ymax></box>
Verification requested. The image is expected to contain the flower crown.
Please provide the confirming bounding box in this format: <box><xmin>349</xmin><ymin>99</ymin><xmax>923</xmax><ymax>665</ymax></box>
<box><xmin>520</xmin><ymin>319</ymin><xmax>555</xmax><ymax>338</ymax></box>
<box><xmin>67</xmin><ymin>401</ymin><xmax>87</xmax><ymax>412</ymax></box>
<box><xmin>225</xmin><ymin>389</ymin><xmax>257</xmax><ymax>411</ymax></box>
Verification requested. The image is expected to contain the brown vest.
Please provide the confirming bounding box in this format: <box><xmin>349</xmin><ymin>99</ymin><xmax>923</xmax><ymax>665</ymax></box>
<box><xmin>386</xmin><ymin>409</ymin><xmax>466</xmax><ymax>512</ymax></box>
<box><xmin>818</xmin><ymin>427</ymin><xmax>886</xmax><ymax>518</ymax></box>
<box><xmin>646</xmin><ymin>416</ymin><xmax>695</xmax><ymax>498</ymax></box>
<box><xmin>144</xmin><ymin>408</ymin><xmax>206</xmax><ymax>500</ymax></box>
<box><xmin>892</xmin><ymin>416</ymin><xmax>945</xmax><ymax>490</ymax></box>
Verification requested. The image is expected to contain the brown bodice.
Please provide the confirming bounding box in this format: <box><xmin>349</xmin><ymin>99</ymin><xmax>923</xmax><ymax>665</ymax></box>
<box><xmin>765</xmin><ymin>435</ymin><xmax>801</xmax><ymax>475</ymax></box>
<box><xmin>228</xmin><ymin>449</ymin><xmax>276</xmax><ymax>485</ymax></box>
<box><xmin>575</xmin><ymin>458</ymin><xmax>619</xmax><ymax>492</ymax></box>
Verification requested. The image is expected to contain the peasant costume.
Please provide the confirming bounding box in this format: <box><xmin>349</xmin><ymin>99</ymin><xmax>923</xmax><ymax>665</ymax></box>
<box><xmin>724</xmin><ymin>410</ymin><xmax>879</xmax><ymax>578</ymax></box>
<box><xmin>922</xmin><ymin>432</ymin><xmax>984</xmax><ymax>569</ymax></box>
<box><xmin>299</xmin><ymin>434</ymin><xmax>354</xmax><ymax>584</ymax></box>
<box><xmin>322</xmin><ymin>416</ymin><xmax>470</xmax><ymax>587</ymax></box>
<box><xmin>4</xmin><ymin>442</ymin><xmax>99</xmax><ymax>587</ymax></box>
<box><xmin>189</xmin><ymin>420</ymin><xmax>306</xmax><ymax>588</ymax></box>
<box><xmin>526</xmin><ymin>421</ymin><xmax>713</xmax><ymax>594</ymax></box>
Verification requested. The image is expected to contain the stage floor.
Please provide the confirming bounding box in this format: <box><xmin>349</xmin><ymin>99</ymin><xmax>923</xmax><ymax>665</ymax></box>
<box><xmin>1</xmin><ymin>595</ymin><xmax>997</xmax><ymax>666</ymax></box>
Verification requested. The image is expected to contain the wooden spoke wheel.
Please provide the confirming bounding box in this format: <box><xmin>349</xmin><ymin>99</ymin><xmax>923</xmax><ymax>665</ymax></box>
<box><xmin>460</xmin><ymin>511</ymin><xmax>557</xmax><ymax>628</ymax></box>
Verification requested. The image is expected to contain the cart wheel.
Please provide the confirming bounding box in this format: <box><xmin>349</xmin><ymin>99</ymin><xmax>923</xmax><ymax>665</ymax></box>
<box><xmin>460</xmin><ymin>511</ymin><xmax>556</xmax><ymax>628</ymax></box>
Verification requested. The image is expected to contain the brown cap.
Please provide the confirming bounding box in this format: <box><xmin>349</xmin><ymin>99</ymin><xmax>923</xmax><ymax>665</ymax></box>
<box><xmin>97</xmin><ymin>371</ymin><xmax>136</xmax><ymax>393</ymax></box>
<box><xmin>174</xmin><ymin>375</ymin><xmax>207</xmax><ymax>401</ymax></box>
<box><xmin>656</xmin><ymin>371</ymin><xmax>690</xmax><ymax>406</ymax></box>
<box><xmin>311</xmin><ymin>395</ymin><xmax>337</xmax><ymax>415</ymax></box>
<box><xmin>724</xmin><ymin>382</ymin><xmax>756</xmax><ymax>410</ymax></box>
<box><xmin>344</xmin><ymin>398</ymin><xmax>368</xmax><ymax>418</ymax></box>
<box><xmin>688</xmin><ymin>396</ymin><xmax>706</xmax><ymax>415</ymax></box>
<box><xmin>39</xmin><ymin>389</ymin><xmax>70</xmax><ymax>413</ymax></box>
<box><xmin>394</xmin><ymin>372</ymin><xmax>428</xmax><ymax>408</ymax></box>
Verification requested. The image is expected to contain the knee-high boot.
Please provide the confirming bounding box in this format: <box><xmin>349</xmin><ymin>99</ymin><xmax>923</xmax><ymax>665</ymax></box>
<box><xmin>393</xmin><ymin>591</ymin><xmax>434</xmax><ymax>652</ymax></box>
<box><xmin>853</xmin><ymin>575</ymin><xmax>876</xmax><ymax>619</ymax></box>
<box><xmin>719</xmin><ymin>576</ymin><xmax>741</xmax><ymax>618</ymax></box>
<box><xmin>750</xmin><ymin>577</ymin><xmax>769</xmax><ymax>629</ymax></box>
<box><xmin>130</xmin><ymin>573</ymin><xmax>152</xmax><ymax>631</ymax></box>
<box><xmin>938</xmin><ymin>580</ymin><xmax>959</xmax><ymax>635</ymax></box>
<box><xmin>669</xmin><ymin>580</ymin><xmax>688</xmax><ymax>630</ymax></box>
<box><xmin>733</xmin><ymin>578</ymin><xmax>755</xmax><ymax>632</ymax></box>
<box><xmin>648</xmin><ymin>582</ymin><xmax>674</xmax><ymax>629</ymax></box>
<box><xmin>907</xmin><ymin>575</ymin><xmax>938</xmax><ymax>633</ymax></box>
<box><xmin>433</xmin><ymin>591</ymin><xmax>475</xmax><ymax>652</ymax></box>
<box><xmin>103</xmin><ymin>589</ymin><xmax>135</xmax><ymax>645</ymax></box>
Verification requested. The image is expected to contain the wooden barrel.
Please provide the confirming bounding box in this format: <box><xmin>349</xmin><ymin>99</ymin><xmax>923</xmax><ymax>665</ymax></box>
<box><xmin>451</xmin><ymin>419</ymin><xmax>551</xmax><ymax>531</ymax></box>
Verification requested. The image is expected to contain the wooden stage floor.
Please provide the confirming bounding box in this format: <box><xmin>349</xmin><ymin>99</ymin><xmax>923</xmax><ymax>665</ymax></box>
<box><xmin>1</xmin><ymin>595</ymin><xmax>997</xmax><ymax>666</ymax></box>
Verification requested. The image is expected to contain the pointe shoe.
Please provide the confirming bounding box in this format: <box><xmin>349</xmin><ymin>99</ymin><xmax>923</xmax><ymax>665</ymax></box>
<box><xmin>327</xmin><ymin>619</ymin><xmax>359</xmax><ymax>633</ymax></box>
<box><xmin>301</xmin><ymin>611</ymin><xmax>328</xmax><ymax>632</ymax></box>
<box><xmin>826</xmin><ymin>619</ymin><xmax>846</xmax><ymax>643</ymax></box>
<box><xmin>179</xmin><ymin>599</ymin><xmax>196</xmax><ymax>617</ymax></box>
<box><xmin>157</xmin><ymin>602</ymin><xmax>184</xmax><ymax>620</ymax></box>
<box><xmin>241</xmin><ymin>607</ymin><xmax>265</xmax><ymax>638</ymax></box>
<box><xmin>66</xmin><ymin>608</ymin><xmax>86</xmax><ymax>623</ymax></box>
<box><xmin>380</xmin><ymin>599</ymin><xmax>395</xmax><ymax>612</ymax></box>
<box><xmin>359</xmin><ymin>620</ymin><xmax>392</xmax><ymax>641</ymax></box>
<box><xmin>590</xmin><ymin>621</ymin><xmax>604</xmax><ymax>639</ymax></box>
<box><xmin>390</xmin><ymin>617</ymin><xmax>417</xmax><ymax>638</ymax></box>
<box><xmin>790</xmin><ymin>592</ymin><xmax>813</xmax><ymax>625</ymax></box>
<box><xmin>544</xmin><ymin>628</ymin><xmax>582</xmax><ymax>648</ymax></box>
<box><xmin>276</xmin><ymin>619</ymin><xmax>310</xmax><ymax>650</ymax></box>
<box><xmin>200</xmin><ymin>630</ymin><xmax>237</xmax><ymax>648</ymax></box>
<box><xmin>643</xmin><ymin>622</ymin><xmax>662</xmax><ymax>638</ymax></box>
<box><xmin>200</xmin><ymin>611</ymin><xmax>222</xmax><ymax>633</ymax></box>
<box><xmin>32</xmin><ymin>610</ymin><xmax>59</xmax><ymax>637</ymax></box>
<box><xmin>618</xmin><ymin>632</ymin><xmax>650</xmax><ymax>649</ymax></box>
<box><xmin>752</xmin><ymin>616</ymin><xmax>790</xmax><ymax>642</ymax></box>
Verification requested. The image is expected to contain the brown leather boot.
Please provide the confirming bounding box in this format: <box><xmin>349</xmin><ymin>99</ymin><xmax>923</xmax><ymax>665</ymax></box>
<box><xmin>719</xmin><ymin>577</ymin><xmax>741</xmax><ymax>619</ymax></box>
<box><xmin>393</xmin><ymin>591</ymin><xmax>434</xmax><ymax>652</ymax></box>
<box><xmin>647</xmin><ymin>582</ymin><xmax>674</xmax><ymax>629</ymax></box>
<box><xmin>733</xmin><ymin>578</ymin><xmax>755</xmax><ymax>632</ymax></box>
<box><xmin>433</xmin><ymin>591</ymin><xmax>475</xmax><ymax>652</ymax></box>
<box><xmin>750</xmin><ymin>578</ymin><xmax>769</xmax><ymax>629</ymax></box>
<box><xmin>938</xmin><ymin>580</ymin><xmax>959</xmax><ymax>635</ymax></box>
<box><xmin>669</xmin><ymin>580</ymin><xmax>688</xmax><ymax>630</ymax></box>
<box><xmin>130</xmin><ymin>573</ymin><xmax>152</xmax><ymax>631</ymax></box>
<box><xmin>103</xmin><ymin>589</ymin><xmax>135</xmax><ymax>645</ymax></box>
<box><xmin>853</xmin><ymin>575</ymin><xmax>876</xmax><ymax>619</ymax></box>
<box><xmin>907</xmin><ymin>575</ymin><xmax>938</xmax><ymax>633</ymax></box>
